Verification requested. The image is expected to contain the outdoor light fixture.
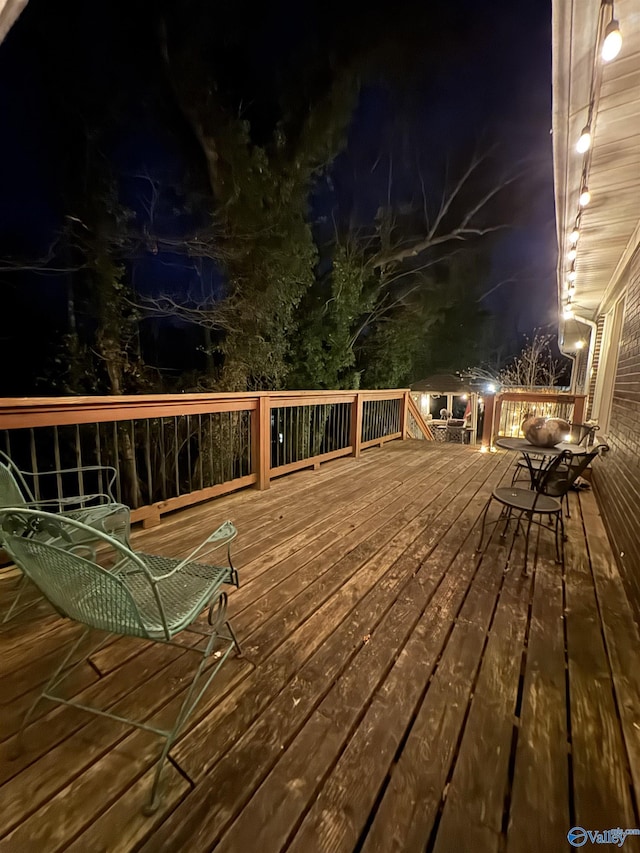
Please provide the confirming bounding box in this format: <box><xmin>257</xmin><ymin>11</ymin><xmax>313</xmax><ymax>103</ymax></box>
<box><xmin>569</xmin><ymin>227</ymin><xmax>580</xmax><ymax>244</ymax></box>
<box><xmin>567</xmin><ymin>247</ymin><xmax>577</xmax><ymax>261</ymax></box>
<box><xmin>579</xmin><ymin>187</ymin><xmax>591</xmax><ymax>207</ymax></box>
<box><xmin>576</xmin><ymin>125</ymin><xmax>592</xmax><ymax>153</ymax></box>
<box><xmin>602</xmin><ymin>13</ymin><xmax>622</xmax><ymax>61</ymax></box>
<box><xmin>575</xmin><ymin>340</ymin><xmax>585</xmax><ymax>349</ymax></box>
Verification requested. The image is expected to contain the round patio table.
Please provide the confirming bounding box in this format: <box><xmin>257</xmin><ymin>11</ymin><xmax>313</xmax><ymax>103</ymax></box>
<box><xmin>496</xmin><ymin>436</ymin><xmax>588</xmax><ymax>491</ymax></box>
<box><xmin>495</xmin><ymin>437</ymin><xmax>589</xmax><ymax>457</ymax></box>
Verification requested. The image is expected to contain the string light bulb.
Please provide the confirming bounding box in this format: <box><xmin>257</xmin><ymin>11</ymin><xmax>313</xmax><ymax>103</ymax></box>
<box><xmin>602</xmin><ymin>16</ymin><xmax>622</xmax><ymax>61</ymax></box>
<box><xmin>568</xmin><ymin>269</ymin><xmax>577</xmax><ymax>282</ymax></box>
<box><xmin>569</xmin><ymin>227</ymin><xmax>580</xmax><ymax>244</ymax></box>
<box><xmin>579</xmin><ymin>187</ymin><xmax>591</xmax><ymax>207</ymax></box>
<box><xmin>563</xmin><ymin>304</ymin><xmax>574</xmax><ymax>319</ymax></box>
<box><xmin>568</xmin><ymin>247</ymin><xmax>577</xmax><ymax>261</ymax></box>
<box><xmin>577</xmin><ymin>125</ymin><xmax>592</xmax><ymax>153</ymax></box>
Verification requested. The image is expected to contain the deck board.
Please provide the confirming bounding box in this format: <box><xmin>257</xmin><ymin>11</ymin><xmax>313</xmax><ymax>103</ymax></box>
<box><xmin>1</xmin><ymin>440</ymin><xmax>640</xmax><ymax>852</ymax></box>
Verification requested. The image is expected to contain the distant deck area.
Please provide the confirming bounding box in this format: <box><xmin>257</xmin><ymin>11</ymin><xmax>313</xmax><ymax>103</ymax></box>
<box><xmin>1</xmin><ymin>440</ymin><xmax>640</xmax><ymax>852</ymax></box>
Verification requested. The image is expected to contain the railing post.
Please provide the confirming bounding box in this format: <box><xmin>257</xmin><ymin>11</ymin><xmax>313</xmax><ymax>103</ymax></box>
<box><xmin>401</xmin><ymin>391</ymin><xmax>410</xmax><ymax>439</ymax></box>
<box><xmin>351</xmin><ymin>393</ymin><xmax>363</xmax><ymax>458</ymax></box>
<box><xmin>573</xmin><ymin>394</ymin><xmax>586</xmax><ymax>425</ymax></box>
<box><xmin>482</xmin><ymin>394</ymin><xmax>496</xmax><ymax>448</ymax></box>
<box><xmin>253</xmin><ymin>395</ymin><xmax>271</xmax><ymax>490</ymax></box>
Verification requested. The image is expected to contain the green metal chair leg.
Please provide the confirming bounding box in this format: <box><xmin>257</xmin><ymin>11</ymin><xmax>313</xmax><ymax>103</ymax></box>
<box><xmin>2</xmin><ymin>572</ymin><xmax>29</xmax><ymax>624</ymax></box>
<box><xmin>11</xmin><ymin>626</ymin><xmax>93</xmax><ymax>757</ymax></box>
<box><xmin>143</xmin><ymin>624</ymin><xmax>240</xmax><ymax>815</ymax></box>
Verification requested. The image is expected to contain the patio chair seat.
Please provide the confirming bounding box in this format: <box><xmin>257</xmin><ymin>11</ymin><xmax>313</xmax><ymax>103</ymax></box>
<box><xmin>492</xmin><ymin>487</ymin><xmax>561</xmax><ymax>514</ymax></box>
<box><xmin>122</xmin><ymin>554</ymin><xmax>234</xmax><ymax>638</ymax></box>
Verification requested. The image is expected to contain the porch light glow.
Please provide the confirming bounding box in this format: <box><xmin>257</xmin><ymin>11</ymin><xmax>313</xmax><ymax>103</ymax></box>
<box><xmin>602</xmin><ymin>18</ymin><xmax>622</xmax><ymax>61</ymax></box>
<box><xmin>569</xmin><ymin>227</ymin><xmax>580</xmax><ymax>243</ymax></box>
<box><xmin>567</xmin><ymin>247</ymin><xmax>577</xmax><ymax>261</ymax></box>
<box><xmin>576</xmin><ymin>125</ymin><xmax>592</xmax><ymax>153</ymax></box>
<box><xmin>579</xmin><ymin>187</ymin><xmax>591</xmax><ymax>207</ymax></box>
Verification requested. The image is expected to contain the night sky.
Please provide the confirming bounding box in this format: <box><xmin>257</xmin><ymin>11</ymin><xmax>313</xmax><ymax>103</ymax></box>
<box><xmin>0</xmin><ymin>0</ymin><xmax>556</xmax><ymax>390</ymax></box>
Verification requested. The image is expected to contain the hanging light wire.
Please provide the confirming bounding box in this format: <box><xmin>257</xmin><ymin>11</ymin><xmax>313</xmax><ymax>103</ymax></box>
<box><xmin>563</xmin><ymin>0</ymin><xmax>622</xmax><ymax>325</ymax></box>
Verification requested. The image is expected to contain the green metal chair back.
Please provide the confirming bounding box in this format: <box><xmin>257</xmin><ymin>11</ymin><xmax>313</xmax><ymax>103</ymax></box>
<box><xmin>0</xmin><ymin>509</ymin><xmax>158</xmax><ymax>638</ymax></box>
<box><xmin>0</xmin><ymin>452</ymin><xmax>33</xmax><ymax>508</ymax></box>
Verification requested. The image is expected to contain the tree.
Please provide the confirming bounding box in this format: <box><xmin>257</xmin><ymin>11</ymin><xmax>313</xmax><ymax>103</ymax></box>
<box><xmin>465</xmin><ymin>332</ymin><xmax>569</xmax><ymax>390</ymax></box>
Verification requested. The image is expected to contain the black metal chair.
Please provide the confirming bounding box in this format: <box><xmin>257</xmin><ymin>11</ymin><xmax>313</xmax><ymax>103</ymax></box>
<box><xmin>568</xmin><ymin>422</ymin><xmax>600</xmax><ymax>447</ymax></box>
<box><xmin>477</xmin><ymin>443</ymin><xmax>609</xmax><ymax>574</ymax></box>
<box><xmin>510</xmin><ymin>421</ymin><xmax>601</xmax><ymax>516</ymax></box>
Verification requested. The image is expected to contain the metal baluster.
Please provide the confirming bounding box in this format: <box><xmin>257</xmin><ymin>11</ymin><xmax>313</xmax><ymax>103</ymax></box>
<box><xmin>145</xmin><ymin>419</ymin><xmax>153</xmax><ymax>503</ymax></box>
<box><xmin>208</xmin><ymin>413</ymin><xmax>215</xmax><ymax>486</ymax></box>
<box><xmin>186</xmin><ymin>414</ymin><xmax>193</xmax><ymax>494</ymax></box>
<box><xmin>112</xmin><ymin>422</ymin><xmax>123</xmax><ymax>503</ymax></box>
<box><xmin>53</xmin><ymin>426</ymin><xmax>63</xmax><ymax>510</ymax></box>
<box><xmin>160</xmin><ymin>418</ymin><xmax>167</xmax><ymax>501</ymax></box>
<box><xmin>245</xmin><ymin>410</ymin><xmax>250</xmax><ymax>476</ymax></box>
<box><xmin>95</xmin><ymin>423</ymin><xmax>104</xmax><ymax>497</ymax></box>
<box><xmin>29</xmin><ymin>428</ymin><xmax>41</xmax><ymax>502</ymax></box>
<box><xmin>227</xmin><ymin>412</ymin><xmax>236</xmax><ymax>480</ymax></box>
<box><xmin>198</xmin><ymin>414</ymin><xmax>204</xmax><ymax>491</ymax></box>
<box><xmin>129</xmin><ymin>420</ymin><xmax>139</xmax><ymax>507</ymax></box>
<box><xmin>174</xmin><ymin>416</ymin><xmax>180</xmax><ymax>496</ymax></box>
<box><xmin>75</xmin><ymin>424</ymin><xmax>84</xmax><ymax>500</ymax></box>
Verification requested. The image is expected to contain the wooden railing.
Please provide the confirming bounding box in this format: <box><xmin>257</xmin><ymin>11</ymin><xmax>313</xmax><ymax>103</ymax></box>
<box><xmin>481</xmin><ymin>391</ymin><xmax>588</xmax><ymax>448</ymax></box>
<box><xmin>0</xmin><ymin>390</ymin><xmax>415</xmax><ymax>527</ymax></box>
<box><xmin>405</xmin><ymin>396</ymin><xmax>435</xmax><ymax>440</ymax></box>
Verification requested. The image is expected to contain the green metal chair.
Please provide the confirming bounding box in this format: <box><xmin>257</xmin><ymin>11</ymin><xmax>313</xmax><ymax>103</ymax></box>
<box><xmin>0</xmin><ymin>506</ymin><xmax>241</xmax><ymax>814</ymax></box>
<box><xmin>0</xmin><ymin>451</ymin><xmax>130</xmax><ymax>622</ymax></box>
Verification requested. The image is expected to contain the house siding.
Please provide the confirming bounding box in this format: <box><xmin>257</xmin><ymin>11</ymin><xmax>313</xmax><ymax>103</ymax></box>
<box><xmin>593</xmin><ymin>246</ymin><xmax>640</xmax><ymax>618</ymax></box>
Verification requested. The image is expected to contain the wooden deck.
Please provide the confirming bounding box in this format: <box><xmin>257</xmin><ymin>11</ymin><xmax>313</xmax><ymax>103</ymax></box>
<box><xmin>2</xmin><ymin>440</ymin><xmax>640</xmax><ymax>852</ymax></box>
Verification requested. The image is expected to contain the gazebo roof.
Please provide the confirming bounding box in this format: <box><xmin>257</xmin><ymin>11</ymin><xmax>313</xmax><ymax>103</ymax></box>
<box><xmin>410</xmin><ymin>373</ymin><xmax>472</xmax><ymax>394</ymax></box>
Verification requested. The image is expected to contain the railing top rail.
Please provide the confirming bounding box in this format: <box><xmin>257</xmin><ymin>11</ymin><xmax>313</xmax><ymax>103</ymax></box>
<box><xmin>0</xmin><ymin>390</ymin><xmax>411</xmax><ymax>429</ymax></box>
<box><xmin>495</xmin><ymin>391</ymin><xmax>586</xmax><ymax>403</ymax></box>
<box><xmin>0</xmin><ymin>389</ymin><xmax>410</xmax><ymax>407</ymax></box>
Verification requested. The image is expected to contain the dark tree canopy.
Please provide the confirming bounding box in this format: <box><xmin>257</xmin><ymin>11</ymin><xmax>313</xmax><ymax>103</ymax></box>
<box><xmin>0</xmin><ymin>0</ymin><xmax>554</xmax><ymax>394</ymax></box>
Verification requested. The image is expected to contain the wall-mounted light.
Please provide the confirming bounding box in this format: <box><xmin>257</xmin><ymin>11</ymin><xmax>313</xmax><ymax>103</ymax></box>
<box><xmin>576</xmin><ymin>125</ymin><xmax>592</xmax><ymax>153</ymax></box>
<box><xmin>575</xmin><ymin>340</ymin><xmax>585</xmax><ymax>350</ymax></box>
<box><xmin>579</xmin><ymin>187</ymin><xmax>591</xmax><ymax>207</ymax></box>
